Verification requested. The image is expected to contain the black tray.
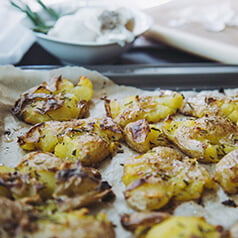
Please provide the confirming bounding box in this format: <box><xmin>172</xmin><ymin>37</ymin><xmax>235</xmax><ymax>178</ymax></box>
<box><xmin>20</xmin><ymin>63</ymin><xmax>238</xmax><ymax>90</ymax></box>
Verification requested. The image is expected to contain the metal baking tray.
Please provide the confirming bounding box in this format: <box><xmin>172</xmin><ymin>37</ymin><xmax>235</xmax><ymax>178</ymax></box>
<box><xmin>20</xmin><ymin>64</ymin><xmax>238</xmax><ymax>90</ymax></box>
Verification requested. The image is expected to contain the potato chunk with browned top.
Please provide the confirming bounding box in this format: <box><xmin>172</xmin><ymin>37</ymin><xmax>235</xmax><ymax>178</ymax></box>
<box><xmin>181</xmin><ymin>94</ymin><xmax>238</xmax><ymax>124</ymax></box>
<box><xmin>215</xmin><ymin>149</ymin><xmax>238</xmax><ymax>194</ymax></box>
<box><xmin>0</xmin><ymin>198</ymin><xmax>115</xmax><ymax>238</ymax></box>
<box><xmin>12</xmin><ymin>76</ymin><xmax>93</xmax><ymax>124</ymax></box>
<box><xmin>105</xmin><ymin>91</ymin><xmax>184</xmax><ymax>127</ymax></box>
<box><xmin>123</xmin><ymin>146</ymin><xmax>214</xmax><ymax>211</ymax></box>
<box><xmin>0</xmin><ymin>157</ymin><xmax>114</xmax><ymax>210</ymax></box>
<box><xmin>163</xmin><ymin>115</ymin><xmax>238</xmax><ymax>163</ymax></box>
<box><xmin>121</xmin><ymin>213</ymin><xmax>222</xmax><ymax>238</ymax></box>
<box><xmin>18</xmin><ymin>117</ymin><xmax>123</xmax><ymax>166</ymax></box>
<box><xmin>145</xmin><ymin>216</ymin><xmax>221</xmax><ymax>238</ymax></box>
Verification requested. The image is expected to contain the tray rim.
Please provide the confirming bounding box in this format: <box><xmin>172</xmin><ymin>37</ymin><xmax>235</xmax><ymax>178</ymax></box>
<box><xmin>18</xmin><ymin>63</ymin><xmax>238</xmax><ymax>91</ymax></box>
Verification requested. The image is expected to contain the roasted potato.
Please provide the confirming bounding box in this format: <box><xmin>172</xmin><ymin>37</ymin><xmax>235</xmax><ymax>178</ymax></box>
<box><xmin>18</xmin><ymin>151</ymin><xmax>65</xmax><ymax>171</ymax></box>
<box><xmin>230</xmin><ymin>221</ymin><xmax>238</xmax><ymax>238</ymax></box>
<box><xmin>12</xmin><ymin>76</ymin><xmax>93</xmax><ymax>124</ymax></box>
<box><xmin>181</xmin><ymin>94</ymin><xmax>238</xmax><ymax>124</ymax></box>
<box><xmin>215</xmin><ymin>149</ymin><xmax>238</xmax><ymax>194</ymax></box>
<box><xmin>145</xmin><ymin>216</ymin><xmax>221</xmax><ymax>238</ymax></box>
<box><xmin>123</xmin><ymin>146</ymin><xmax>214</xmax><ymax>211</ymax></box>
<box><xmin>52</xmin><ymin>161</ymin><xmax>115</xmax><ymax>211</ymax></box>
<box><xmin>163</xmin><ymin>115</ymin><xmax>238</xmax><ymax>163</ymax></box>
<box><xmin>0</xmin><ymin>197</ymin><xmax>115</xmax><ymax>238</ymax></box>
<box><xmin>18</xmin><ymin>117</ymin><xmax>123</xmax><ymax>166</ymax></box>
<box><xmin>124</xmin><ymin>119</ymin><xmax>170</xmax><ymax>153</ymax></box>
<box><xmin>105</xmin><ymin>91</ymin><xmax>184</xmax><ymax>127</ymax></box>
<box><xmin>34</xmin><ymin>208</ymin><xmax>115</xmax><ymax>238</ymax></box>
<box><xmin>121</xmin><ymin>212</ymin><xmax>171</xmax><ymax>238</ymax></box>
<box><xmin>0</xmin><ymin>157</ymin><xmax>114</xmax><ymax>210</ymax></box>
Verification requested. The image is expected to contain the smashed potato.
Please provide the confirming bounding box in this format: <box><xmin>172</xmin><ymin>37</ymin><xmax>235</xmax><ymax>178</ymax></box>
<box><xmin>124</xmin><ymin>119</ymin><xmax>170</xmax><ymax>153</ymax></box>
<box><xmin>105</xmin><ymin>91</ymin><xmax>183</xmax><ymax>127</ymax></box>
<box><xmin>215</xmin><ymin>149</ymin><xmax>238</xmax><ymax>194</ymax></box>
<box><xmin>122</xmin><ymin>146</ymin><xmax>214</xmax><ymax>211</ymax></box>
<box><xmin>18</xmin><ymin>117</ymin><xmax>123</xmax><ymax>166</ymax></box>
<box><xmin>181</xmin><ymin>94</ymin><xmax>238</xmax><ymax>124</ymax></box>
<box><xmin>145</xmin><ymin>216</ymin><xmax>221</xmax><ymax>238</ymax></box>
<box><xmin>0</xmin><ymin>197</ymin><xmax>115</xmax><ymax>238</ymax></box>
<box><xmin>0</xmin><ymin>157</ymin><xmax>114</xmax><ymax>210</ymax></box>
<box><xmin>163</xmin><ymin>115</ymin><xmax>238</xmax><ymax>163</ymax></box>
<box><xmin>121</xmin><ymin>213</ymin><xmax>222</xmax><ymax>238</ymax></box>
<box><xmin>121</xmin><ymin>212</ymin><xmax>171</xmax><ymax>237</ymax></box>
<box><xmin>12</xmin><ymin>76</ymin><xmax>93</xmax><ymax>124</ymax></box>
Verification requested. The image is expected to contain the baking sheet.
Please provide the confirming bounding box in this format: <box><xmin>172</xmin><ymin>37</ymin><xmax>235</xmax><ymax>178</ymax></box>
<box><xmin>144</xmin><ymin>0</ymin><xmax>238</xmax><ymax>64</ymax></box>
<box><xmin>2</xmin><ymin>65</ymin><xmax>238</xmax><ymax>237</ymax></box>
<box><xmin>21</xmin><ymin>64</ymin><xmax>238</xmax><ymax>90</ymax></box>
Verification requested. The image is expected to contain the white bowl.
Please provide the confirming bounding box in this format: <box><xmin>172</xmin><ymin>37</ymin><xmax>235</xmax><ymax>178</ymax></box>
<box><xmin>34</xmin><ymin>7</ymin><xmax>152</xmax><ymax>65</ymax></box>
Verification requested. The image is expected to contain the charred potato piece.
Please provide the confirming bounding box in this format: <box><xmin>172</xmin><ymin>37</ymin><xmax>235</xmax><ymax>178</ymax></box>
<box><xmin>163</xmin><ymin>115</ymin><xmax>238</xmax><ymax>163</ymax></box>
<box><xmin>12</xmin><ymin>76</ymin><xmax>93</xmax><ymax>124</ymax></box>
<box><xmin>0</xmin><ymin>197</ymin><xmax>115</xmax><ymax>238</ymax></box>
<box><xmin>35</xmin><ymin>208</ymin><xmax>115</xmax><ymax>238</ymax></box>
<box><xmin>121</xmin><ymin>212</ymin><xmax>171</xmax><ymax>238</ymax></box>
<box><xmin>124</xmin><ymin>119</ymin><xmax>170</xmax><ymax>153</ymax></box>
<box><xmin>181</xmin><ymin>95</ymin><xmax>238</xmax><ymax>124</ymax></box>
<box><xmin>215</xmin><ymin>149</ymin><xmax>238</xmax><ymax>194</ymax></box>
<box><xmin>105</xmin><ymin>91</ymin><xmax>184</xmax><ymax>127</ymax></box>
<box><xmin>0</xmin><ymin>165</ymin><xmax>56</xmax><ymax>200</ymax></box>
<box><xmin>145</xmin><ymin>216</ymin><xmax>221</xmax><ymax>238</ymax></box>
<box><xmin>0</xmin><ymin>158</ymin><xmax>114</xmax><ymax>210</ymax></box>
<box><xmin>123</xmin><ymin>146</ymin><xmax>214</xmax><ymax>211</ymax></box>
<box><xmin>18</xmin><ymin>117</ymin><xmax>123</xmax><ymax>166</ymax></box>
<box><xmin>53</xmin><ymin>162</ymin><xmax>115</xmax><ymax>211</ymax></box>
<box><xmin>18</xmin><ymin>151</ymin><xmax>65</xmax><ymax>171</ymax></box>
<box><xmin>0</xmin><ymin>197</ymin><xmax>39</xmax><ymax>237</ymax></box>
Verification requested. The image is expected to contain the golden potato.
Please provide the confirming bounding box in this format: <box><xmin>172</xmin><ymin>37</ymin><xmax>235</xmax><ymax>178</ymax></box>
<box><xmin>0</xmin><ymin>166</ymin><xmax>54</xmax><ymax>200</ymax></box>
<box><xmin>121</xmin><ymin>212</ymin><xmax>171</xmax><ymax>237</ymax></box>
<box><xmin>34</xmin><ymin>208</ymin><xmax>115</xmax><ymax>238</ymax></box>
<box><xmin>215</xmin><ymin>149</ymin><xmax>238</xmax><ymax>194</ymax></box>
<box><xmin>52</xmin><ymin>161</ymin><xmax>115</xmax><ymax>211</ymax></box>
<box><xmin>163</xmin><ymin>115</ymin><xmax>238</xmax><ymax>163</ymax></box>
<box><xmin>123</xmin><ymin>146</ymin><xmax>214</xmax><ymax>211</ymax></box>
<box><xmin>124</xmin><ymin>119</ymin><xmax>170</xmax><ymax>153</ymax></box>
<box><xmin>12</xmin><ymin>76</ymin><xmax>93</xmax><ymax>124</ymax></box>
<box><xmin>105</xmin><ymin>91</ymin><xmax>184</xmax><ymax>127</ymax></box>
<box><xmin>0</xmin><ymin>156</ymin><xmax>114</xmax><ymax>210</ymax></box>
<box><xmin>18</xmin><ymin>117</ymin><xmax>123</xmax><ymax>166</ymax></box>
<box><xmin>0</xmin><ymin>197</ymin><xmax>115</xmax><ymax>238</ymax></box>
<box><xmin>145</xmin><ymin>216</ymin><xmax>221</xmax><ymax>238</ymax></box>
<box><xmin>181</xmin><ymin>94</ymin><xmax>238</xmax><ymax>124</ymax></box>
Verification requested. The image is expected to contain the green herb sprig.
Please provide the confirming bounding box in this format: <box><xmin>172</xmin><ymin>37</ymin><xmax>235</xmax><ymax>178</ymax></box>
<box><xmin>10</xmin><ymin>0</ymin><xmax>60</xmax><ymax>33</ymax></box>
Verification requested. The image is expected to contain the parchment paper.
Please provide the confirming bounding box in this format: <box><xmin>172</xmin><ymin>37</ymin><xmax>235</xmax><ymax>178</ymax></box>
<box><xmin>1</xmin><ymin>65</ymin><xmax>238</xmax><ymax>237</ymax></box>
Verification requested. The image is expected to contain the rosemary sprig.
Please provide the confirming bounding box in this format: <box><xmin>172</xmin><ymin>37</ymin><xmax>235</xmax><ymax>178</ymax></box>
<box><xmin>10</xmin><ymin>0</ymin><xmax>59</xmax><ymax>34</ymax></box>
<box><xmin>35</xmin><ymin>0</ymin><xmax>59</xmax><ymax>20</ymax></box>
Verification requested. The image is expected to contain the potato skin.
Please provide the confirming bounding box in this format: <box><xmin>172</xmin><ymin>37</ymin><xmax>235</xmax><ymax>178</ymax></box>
<box><xmin>123</xmin><ymin>146</ymin><xmax>214</xmax><ymax>211</ymax></box>
<box><xmin>215</xmin><ymin>149</ymin><xmax>238</xmax><ymax>194</ymax></box>
<box><xmin>12</xmin><ymin>76</ymin><xmax>93</xmax><ymax>124</ymax></box>
<box><xmin>124</xmin><ymin>119</ymin><xmax>170</xmax><ymax>153</ymax></box>
<box><xmin>163</xmin><ymin>115</ymin><xmax>238</xmax><ymax>163</ymax></box>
